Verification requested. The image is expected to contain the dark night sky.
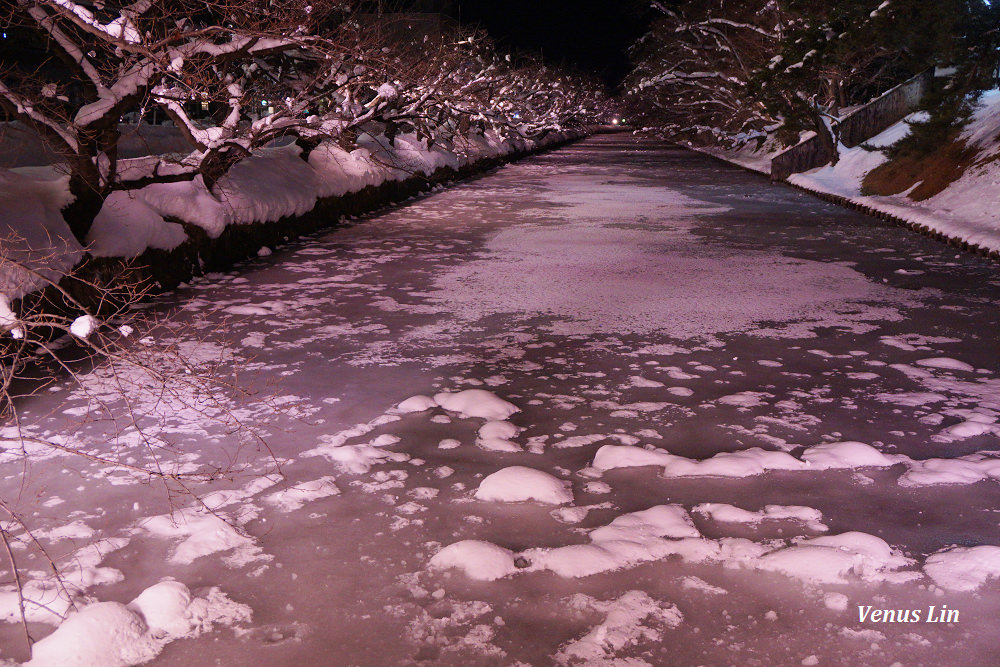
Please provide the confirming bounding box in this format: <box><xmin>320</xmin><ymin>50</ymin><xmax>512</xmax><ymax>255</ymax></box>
<box><xmin>453</xmin><ymin>1</ymin><xmax>649</xmax><ymax>88</ymax></box>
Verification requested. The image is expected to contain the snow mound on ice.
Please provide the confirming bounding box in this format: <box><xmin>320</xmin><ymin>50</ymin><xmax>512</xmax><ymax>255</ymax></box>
<box><xmin>433</xmin><ymin>389</ymin><xmax>520</xmax><ymax>420</ymax></box>
<box><xmin>923</xmin><ymin>545</ymin><xmax>1000</xmax><ymax>591</ymax></box>
<box><xmin>757</xmin><ymin>532</ymin><xmax>915</xmax><ymax>585</ymax></box>
<box><xmin>801</xmin><ymin>441</ymin><xmax>898</xmax><ymax>469</ymax></box>
<box><xmin>914</xmin><ymin>357</ymin><xmax>975</xmax><ymax>372</ymax></box>
<box><xmin>128</xmin><ymin>580</ymin><xmax>193</xmax><ymax>637</ymax></box>
<box><xmin>592</xmin><ymin>444</ymin><xmax>806</xmax><ymax>478</ymax></box>
<box><xmin>555</xmin><ymin>591</ymin><xmax>682</xmax><ymax>666</ymax></box>
<box><xmin>26</xmin><ymin>581</ymin><xmax>250</xmax><ymax>667</ymax></box>
<box><xmin>717</xmin><ymin>391</ymin><xmax>768</xmax><ymax>407</ymax></box>
<box><xmin>394</xmin><ymin>395</ymin><xmax>438</xmax><ymax>414</ymax></box>
<box><xmin>26</xmin><ymin>601</ymin><xmax>154</xmax><ymax>667</ymax></box>
<box><xmin>475</xmin><ymin>467</ymin><xmax>572</xmax><ymax>505</ymax></box>
<box><xmin>898</xmin><ymin>454</ymin><xmax>1000</xmax><ymax>487</ymax></box>
<box><xmin>693</xmin><ymin>503</ymin><xmax>827</xmax><ymax>532</ymax></box>
<box><xmin>524</xmin><ymin>505</ymin><xmax>718</xmax><ymax>578</ymax></box>
<box><xmin>476</xmin><ymin>420</ymin><xmax>522</xmax><ymax>452</ymax></box>
<box><xmin>429</xmin><ymin>540</ymin><xmax>517</xmax><ymax>581</ymax></box>
<box><xmin>594</xmin><ymin>441</ymin><xmax>917</xmax><ymax>482</ymax></box>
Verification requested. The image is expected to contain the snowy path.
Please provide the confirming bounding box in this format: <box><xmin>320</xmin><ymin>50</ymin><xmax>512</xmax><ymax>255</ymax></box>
<box><xmin>4</xmin><ymin>134</ymin><xmax>1000</xmax><ymax>666</ymax></box>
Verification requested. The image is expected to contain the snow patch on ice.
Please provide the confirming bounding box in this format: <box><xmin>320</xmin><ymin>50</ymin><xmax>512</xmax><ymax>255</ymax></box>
<box><xmin>554</xmin><ymin>591</ymin><xmax>682</xmax><ymax>666</ymax></box>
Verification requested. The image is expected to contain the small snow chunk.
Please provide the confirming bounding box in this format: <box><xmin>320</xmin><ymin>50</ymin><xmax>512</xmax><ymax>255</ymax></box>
<box><xmin>824</xmin><ymin>592</ymin><xmax>849</xmax><ymax>611</ymax></box>
<box><xmin>475</xmin><ymin>467</ymin><xmax>573</xmax><ymax>505</ymax></box>
<box><xmin>679</xmin><ymin>577</ymin><xmax>727</xmax><ymax>595</ymax></box>
<box><xmin>584</xmin><ymin>481</ymin><xmax>612</xmax><ymax>495</ymax></box>
<box><xmin>257</xmin><ymin>246</ymin><xmax>272</xmax><ymax>257</ymax></box>
<box><xmin>70</xmin><ymin>315</ymin><xmax>99</xmax><ymax>339</ymax></box>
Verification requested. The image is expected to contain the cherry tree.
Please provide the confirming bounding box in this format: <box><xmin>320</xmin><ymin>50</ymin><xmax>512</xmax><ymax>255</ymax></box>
<box><xmin>624</xmin><ymin>0</ymin><xmax>782</xmax><ymax>145</ymax></box>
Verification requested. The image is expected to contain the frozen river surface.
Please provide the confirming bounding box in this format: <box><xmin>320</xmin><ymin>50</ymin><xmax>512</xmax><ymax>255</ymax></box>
<box><xmin>3</xmin><ymin>135</ymin><xmax>1000</xmax><ymax>666</ymax></box>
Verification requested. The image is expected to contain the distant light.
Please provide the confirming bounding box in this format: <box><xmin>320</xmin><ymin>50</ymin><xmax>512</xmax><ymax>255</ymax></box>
<box><xmin>2</xmin><ymin>33</ymin><xmax>6</xmax><ymax>39</ymax></box>
<box><xmin>513</xmin><ymin>112</ymin><xmax>520</xmax><ymax>119</ymax></box>
<box><xmin>612</xmin><ymin>118</ymin><xmax>619</xmax><ymax>125</ymax></box>
<box><xmin>261</xmin><ymin>100</ymin><xmax>268</xmax><ymax>106</ymax></box>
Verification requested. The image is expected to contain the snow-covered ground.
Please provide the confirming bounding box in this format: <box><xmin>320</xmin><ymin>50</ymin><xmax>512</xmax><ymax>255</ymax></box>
<box><xmin>693</xmin><ymin>90</ymin><xmax>1000</xmax><ymax>254</ymax></box>
<box><xmin>3</xmin><ymin>135</ymin><xmax>1000</xmax><ymax>665</ymax></box>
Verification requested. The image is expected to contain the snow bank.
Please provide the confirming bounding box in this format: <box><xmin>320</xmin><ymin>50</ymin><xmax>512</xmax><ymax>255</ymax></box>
<box><xmin>0</xmin><ymin>538</ymin><xmax>129</xmax><ymax>626</ymax></box>
<box><xmin>591</xmin><ymin>440</ymin><xmax>997</xmax><ymax>487</ymax></box>
<box><xmin>2</xmin><ymin>128</ymin><xmax>584</xmax><ymax>296</ymax></box>
<box><xmin>475</xmin><ymin>466</ymin><xmax>573</xmax><ymax>505</ymax></box>
<box><xmin>693</xmin><ymin>91</ymin><xmax>1000</xmax><ymax>254</ymax></box>
<box><xmin>787</xmin><ymin>92</ymin><xmax>1000</xmax><ymax>254</ymax></box>
<box><xmin>0</xmin><ymin>167</ymin><xmax>81</xmax><ymax>298</ymax></box>
<box><xmin>301</xmin><ymin>413</ymin><xmax>408</xmax><ymax>474</ymax></box>
<box><xmin>86</xmin><ymin>191</ymin><xmax>188</xmax><ymax>257</ymax></box>
<box><xmin>25</xmin><ymin>581</ymin><xmax>250</xmax><ymax>667</ymax></box>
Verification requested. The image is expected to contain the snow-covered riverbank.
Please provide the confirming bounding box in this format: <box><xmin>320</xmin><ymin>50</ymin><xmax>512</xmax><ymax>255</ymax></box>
<box><xmin>687</xmin><ymin>90</ymin><xmax>1000</xmax><ymax>257</ymax></box>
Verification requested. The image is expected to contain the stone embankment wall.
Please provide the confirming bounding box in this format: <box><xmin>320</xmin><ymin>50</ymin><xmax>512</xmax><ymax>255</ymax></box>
<box><xmin>770</xmin><ymin>71</ymin><xmax>932</xmax><ymax>180</ymax></box>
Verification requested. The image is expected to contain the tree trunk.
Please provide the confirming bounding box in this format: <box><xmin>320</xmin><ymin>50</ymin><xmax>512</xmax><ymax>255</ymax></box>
<box><xmin>812</xmin><ymin>104</ymin><xmax>838</xmax><ymax>167</ymax></box>
<box><xmin>61</xmin><ymin>171</ymin><xmax>105</xmax><ymax>245</ymax></box>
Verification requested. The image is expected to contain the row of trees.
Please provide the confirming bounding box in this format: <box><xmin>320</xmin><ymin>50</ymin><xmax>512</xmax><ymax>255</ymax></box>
<box><xmin>624</xmin><ymin>0</ymin><xmax>1000</xmax><ymax>148</ymax></box>
<box><xmin>0</xmin><ymin>0</ymin><xmax>608</xmax><ymax>244</ymax></box>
